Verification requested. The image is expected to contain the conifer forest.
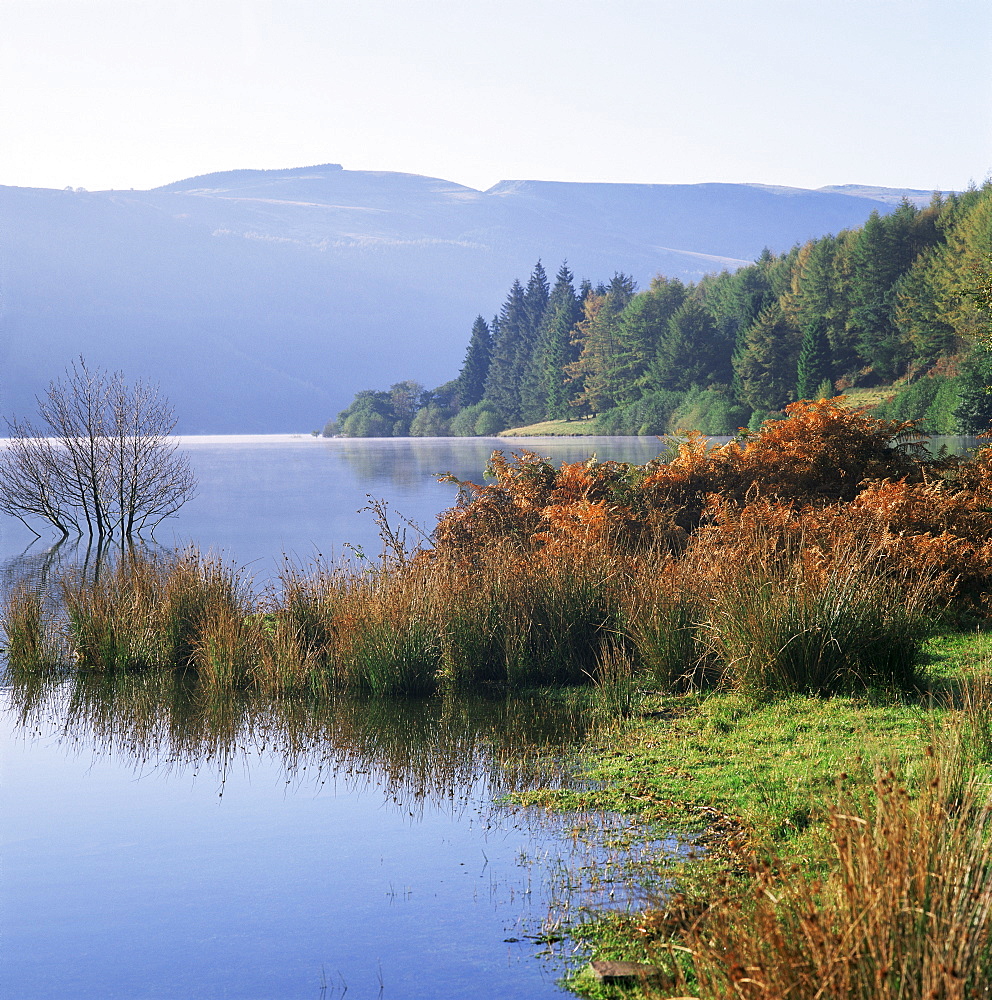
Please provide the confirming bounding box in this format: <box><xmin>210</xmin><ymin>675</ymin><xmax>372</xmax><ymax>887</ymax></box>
<box><xmin>329</xmin><ymin>185</ymin><xmax>992</xmax><ymax>438</ymax></box>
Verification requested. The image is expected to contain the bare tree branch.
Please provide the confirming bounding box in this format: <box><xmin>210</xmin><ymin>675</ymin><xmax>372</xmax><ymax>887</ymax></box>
<box><xmin>0</xmin><ymin>357</ymin><xmax>197</xmax><ymax>539</ymax></box>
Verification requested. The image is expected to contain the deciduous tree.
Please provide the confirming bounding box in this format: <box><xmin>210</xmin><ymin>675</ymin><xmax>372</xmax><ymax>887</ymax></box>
<box><xmin>0</xmin><ymin>358</ymin><xmax>196</xmax><ymax>539</ymax></box>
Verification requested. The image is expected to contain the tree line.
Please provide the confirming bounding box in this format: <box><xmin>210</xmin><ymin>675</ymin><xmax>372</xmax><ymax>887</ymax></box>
<box><xmin>325</xmin><ymin>183</ymin><xmax>992</xmax><ymax>438</ymax></box>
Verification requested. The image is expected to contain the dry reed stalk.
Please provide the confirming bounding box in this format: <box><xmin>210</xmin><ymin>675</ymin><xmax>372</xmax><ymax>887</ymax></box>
<box><xmin>2</xmin><ymin>584</ymin><xmax>62</xmax><ymax>670</ymax></box>
<box><xmin>653</xmin><ymin>748</ymin><xmax>992</xmax><ymax>999</ymax></box>
<box><xmin>623</xmin><ymin>551</ymin><xmax>713</xmax><ymax>690</ymax></box>
<box><xmin>691</xmin><ymin>519</ymin><xmax>933</xmax><ymax>695</ymax></box>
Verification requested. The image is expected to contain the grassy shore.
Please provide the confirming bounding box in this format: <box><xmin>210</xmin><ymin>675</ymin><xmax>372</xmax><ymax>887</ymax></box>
<box><xmin>497</xmin><ymin>389</ymin><xmax>902</xmax><ymax>438</ymax></box>
<box><xmin>499</xmin><ymin>417</ymin><xmax>604</xmax><ymax>436</ymax></box>
<box><xmin>545</xmin><ymin>628</ymin><xmax>992</xmax><ymax>997</ymax></box>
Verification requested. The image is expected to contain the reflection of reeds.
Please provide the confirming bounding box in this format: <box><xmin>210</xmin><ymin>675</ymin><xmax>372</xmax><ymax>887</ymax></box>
<box><xmin>7</xmin><ymin>669</ymin><xmax>588</xmax><ymax>808</ymax></box>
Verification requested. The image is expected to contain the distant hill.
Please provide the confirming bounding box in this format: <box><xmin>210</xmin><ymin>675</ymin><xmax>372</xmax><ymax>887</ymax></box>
<box><xmin>0</xmin><ymin>164</ymin><xmax>928</xmax><ymax>433</ymax></box>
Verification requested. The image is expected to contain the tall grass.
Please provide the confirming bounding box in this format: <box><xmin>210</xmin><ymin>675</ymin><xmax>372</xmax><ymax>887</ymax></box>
<box><xmin>654</xmin><ymin>741</ymin><xmax>992</xmax><ymax>999</ymax></box>
<box><xmin>692</xmin><ymin>521</ymin><xmax>934</xmax><ymax>695</ymax></box>
<box><xmin>437</xmin><ymin>550</ymin><xmax>624</xmax><ymax>692</ymax></box>
<box><xmin>623</xmin><ymin>556</ymin><xmax>711</xmax><ymax>690</ymax></box>
<box><xmin>2</xmin><ymin>524</ymin><xmax>936</xmax><ymax>700</ymax></box>
<box><xmin>2</xmin><ymin>584</ymin><xmax>62</xmax><ymax>672</ymax></box>
<box><xmin>706</xmin><ymin>567</ymin><xmax>931</xmax><ymax>695</ymax></box>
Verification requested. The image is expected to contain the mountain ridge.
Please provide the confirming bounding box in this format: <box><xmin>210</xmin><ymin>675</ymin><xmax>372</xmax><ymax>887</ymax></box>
<box><xmin>0</xmin><ymin>166</ymin><xmax>931</xmax><ymax>433</ymax></box>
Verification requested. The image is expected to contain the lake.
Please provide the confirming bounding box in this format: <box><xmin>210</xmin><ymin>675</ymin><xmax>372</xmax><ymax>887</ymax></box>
<box><xmin>0</xmin><ymin>435</ymin><xmax>680</xmax><ymax>1000</ymax></box>
<box><xmin>0</xmin><ymin>435</ymin><xmax>679</xmax><ymax>577</ymax></box>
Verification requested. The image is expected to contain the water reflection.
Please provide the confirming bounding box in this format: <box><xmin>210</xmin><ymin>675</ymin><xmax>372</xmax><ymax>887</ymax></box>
<box><xmin>8</xmin><ymin>671</ymin><xmax>588</xmax><ymax>812</ymax></box>
<box><xmin>323</xmin><ymin>436</ymin><xmax>675</xmax><ymax>494</ymax></box>
<box><xmin>2</xmin><ymin>671</ymin><xmax>676</xmax><ymax>999</ymax></box>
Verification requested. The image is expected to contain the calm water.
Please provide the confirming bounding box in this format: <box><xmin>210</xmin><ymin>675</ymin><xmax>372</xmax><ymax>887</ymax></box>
<box><xmin>0</xmin><ymin>432</ymin><xmax>975</xmax><ymax>997</ymax></box>
<box><xmin>3</xmin><ymin>676</ymin><xmax>677</xmax><ymax>1000</ymax></box>
<box><xmin>0</xmin><ymin>436</ymin><xmax>677</xmax><ymax>1000</ymax></box>
<box><xmin>0</xmin><ymin>435</ymin><xmax>675</xmax><ymax>577</ymax></box>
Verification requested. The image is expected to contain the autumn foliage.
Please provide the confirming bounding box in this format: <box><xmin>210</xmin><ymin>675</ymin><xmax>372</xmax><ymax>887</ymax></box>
<box><xmin>9</xmin><ymin>399</ymin><xmax>992</xmax><ymax>697</ymax></box>
<box><xmin>435</xmin><ymin>398</ymin><xmax>992</xmax><ymax>606</ymax></box>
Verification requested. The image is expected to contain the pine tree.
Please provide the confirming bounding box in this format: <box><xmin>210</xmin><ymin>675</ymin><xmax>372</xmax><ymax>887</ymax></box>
<box><xmin>483</xmin><ymin>279</ymin><xmax>528</xmax><ymax>421</ymax></box>
<box><xmin>646</xmin><ymin>299</ymin><xmax>728</xmax><ymax>392</ymax></box>
<box><xmin>847</xmin><ymin>208</ymin><xmax>916</xmax><ymax>381</ymax></box>
<box><xmin>611</xmin><ymin>277</ymin><xmax>688</xmax><ymax>402</ymax></box>
<box><xmin>733</xmin><ymin>301</ymin><xmax>802</xmax><ymax>411</ymax></box>
<box><xmin>516</xmin><ymin>262</ymin><xmax>554</xmax><ymax>423</ymax></box>
<box><xmin>795</xmin><ymin>316</ymin><xmax>833</xmax><ymax>399</ymax></box>
<box><xmin>454</xmin><ymin>316</ymin><xmax>493</xmax><ymax>407</ymax></box>
<box><xmin>522</xmin><ymin>261</ymin><xmax>550</xmax><ymax>337</ymax></box>
<box><xmin>954</xmin><ymin>339</ymin><xmax>992</xmax><ymax>432</ymax></box>
<box><xmin>523</xmin><ymin>263</ymin><xmax>582</xmax><ymax>422</ymax></box>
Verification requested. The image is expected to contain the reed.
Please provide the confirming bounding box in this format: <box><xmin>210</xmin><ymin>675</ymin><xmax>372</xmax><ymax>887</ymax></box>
<box><xmin>191</xmin><ymin>603</ymin><xmax>257</xmax><ymax>687</ymax></box>
<box><xmin>61</xmin><ymin>557</ymin><xmax>160</xmax><ymax>670</ymax></box>
<box><xmin>2</xmin><ymin>584</ymin><xmax>61</xmax><ymax>671</ymax></box>
<box><xmin>334</xmin><ymin>570</ymin><xmax>442</xmax><ymax>696</ymax></box>
<box><xmin>623</xmin><ymin>556</ymin><xmax>711</xmax><ymax>690</ymax></box>
<box><xmin>589</xmin><ymin>642</ymin><xmax>639</xmax><ymax>720</ymax></box>
<box><xmin>433</xmin><ymin>549</ymin><xmax>624</xmax><ymax>692</ymax></box>
<box><xmin>696</xmin><ymin>526</ymin><xmax>934</xmax><ymax>695</ymax></box>
<box><xmin>276</xmin><ymin>557</ymin><xmax>343</xmax><ymax>668</ymax></box>
<box><xmin>159</xmin><ymin>550</ymin><xmax>251</xmax><ymax>669</ymax></box>
<box><xmin>5</xmin><ymin>534</ymin><xmax>937</xmax><ymax>699</ymax></box>
<box><xmin>658</xmin><ymin>746</ymin><xmax>992</xmax><ymax>999</ymax></box>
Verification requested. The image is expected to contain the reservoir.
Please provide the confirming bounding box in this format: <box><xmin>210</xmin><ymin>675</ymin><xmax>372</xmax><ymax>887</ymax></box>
<box><xmin>0</xmin><ymin>433</ymin><xmax>976</xmax><ymax>997</ymax></box>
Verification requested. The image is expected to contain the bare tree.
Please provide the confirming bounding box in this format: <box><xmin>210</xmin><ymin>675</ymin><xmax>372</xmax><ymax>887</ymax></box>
<box><xmin>0</xmin><ymin>358</ymin><xmax>196</xmax><ymax>539</ymax></box>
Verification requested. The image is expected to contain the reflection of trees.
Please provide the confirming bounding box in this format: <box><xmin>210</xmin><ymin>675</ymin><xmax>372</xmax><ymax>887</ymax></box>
<box><xmin>1</xmin><ymin>535</ymin><xmax>171</xmax><ymax>598</ymax></box>
<box><xmin>8</xmin><ymin>671</ymin><xmax>588</xmax><ymax>813</ymax></box>
<box><xmin>327</xmin><ymin>437</ymin><xmax>671</xmax><ymax>493</ymax></box>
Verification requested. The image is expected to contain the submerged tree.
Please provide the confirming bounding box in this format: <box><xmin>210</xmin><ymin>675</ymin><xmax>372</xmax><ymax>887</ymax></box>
<box><xmin>0</xmin><ymin>358</ymin><xmax>196</xmax><ymax>539</ymax></box>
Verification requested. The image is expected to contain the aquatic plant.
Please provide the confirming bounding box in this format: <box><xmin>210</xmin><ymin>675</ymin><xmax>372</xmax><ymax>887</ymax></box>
<box><xmin>7</xmin><ymin>400</ymin><xmax>992</xmax><ymax>698</ymax></box>
<box><xmin>1</xmin><ymin>584</ymin><xmax>62</xmax><ymax>672</ymax></box>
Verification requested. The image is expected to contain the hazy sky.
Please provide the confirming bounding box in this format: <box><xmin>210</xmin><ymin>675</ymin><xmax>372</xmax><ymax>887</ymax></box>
<box><xmin>2</xmin><ymin>0</ymin><xmax>989</xmax><ymax>193</ymax></box>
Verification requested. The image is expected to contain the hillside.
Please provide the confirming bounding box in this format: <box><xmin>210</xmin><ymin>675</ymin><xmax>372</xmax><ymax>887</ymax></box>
<box><xmin>0</xmin><ymin>164</ymin><xmax>921</xmax><ymax>432</ymax></box>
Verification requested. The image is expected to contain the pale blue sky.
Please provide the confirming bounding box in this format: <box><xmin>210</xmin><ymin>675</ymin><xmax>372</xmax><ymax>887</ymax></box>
<box><xmin>1</xmin><ymin>0</ymin><xmax>989</xmax><ymax>193</ymax></box>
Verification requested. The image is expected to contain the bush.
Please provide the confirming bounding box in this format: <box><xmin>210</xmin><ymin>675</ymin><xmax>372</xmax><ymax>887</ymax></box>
<box><xmin>668</xmin><ymin>385</ymin><xmax>750</xmax><ymax>435</ymax></box>
<box><xmin>449</xmin><ymin>401</ymin><xmax>505</xmax><ymax>436</ymax></box>
<box><xmin>409</xmin><ymin>406</ymin><xmax>451</xmax><ymax>437</ymax></box>
<box><xmin>597</xmin><ymin>390</ymin><xmax>684</xmax><ymax>435</ymax></box>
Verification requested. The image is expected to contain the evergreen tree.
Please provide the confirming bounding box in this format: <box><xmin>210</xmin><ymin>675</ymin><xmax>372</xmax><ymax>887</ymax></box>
<box><xmin>645</xmin><ymin>299</ymin><xmax>728</xmax><ymax>392</ymax></box>
<box><xmin>611</xmin><ymin>277</ymin><xmax>688</xmax><ymax>401</ymax></box>
<box><xmin>847</xmin><ymin>208</ymin><xmax>916</xmax><ymax>381</ymax></box>
<box><xmin>795</xmin><ymin>316</ymin><xmax>833</xmax><ymax>399</ymax></box>
<box><xmin>454</xmin><ymin>316</ymin><xmax>493</xmax><ymax>407</ymax></box>
<box><xmin>566</xmin><ymin>274</ymin><xmax>637</xmax><ymax>415</ymax></box>
<box><xmin>734</xmin><ymin>301</ymin><xmax>802</xmax><ymax>411</ymax></box>
<box><xmin>522</xmin><ymin>260</ymin><xmax>550</xmax><ymax>336</ymax></box>
<box><xmin>483</xmin><ymin>279</ymin><xmax>528</xmax><ymax>422</ymax></box>
<box><xmin>927</xmin><ymin>185</ymin><xmax>992</xmax><ymax>344</ymax></box>
<box><xmin>524</xmin><ymin>262</ymin><xmax>582</xmax><ymax>422</ymax></box>
<box><xmin>516</xmin><ymin>262</ymin><xmax>554</xmax><ymax>423</ymax></box>
<box><xmin>954</xmin><ymin>339</ymin><xmax>992</xmax><ymax>432</ymax></box>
